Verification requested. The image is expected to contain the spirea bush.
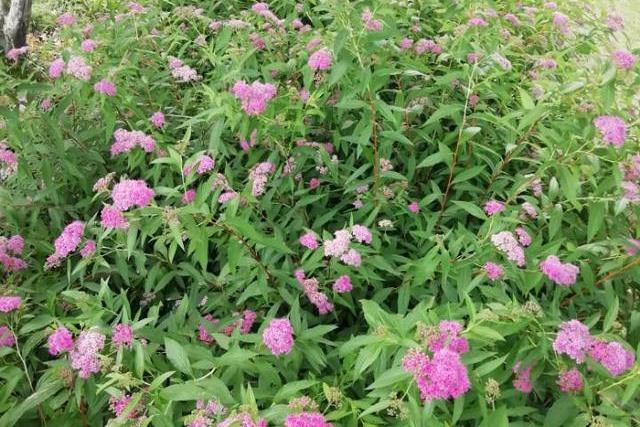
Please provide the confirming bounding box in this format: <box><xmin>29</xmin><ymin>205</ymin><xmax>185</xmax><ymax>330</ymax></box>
<box><xmin>1</xmin><ymin>0</ymin><xmax>639</xmax><ymax>425</ymax></box>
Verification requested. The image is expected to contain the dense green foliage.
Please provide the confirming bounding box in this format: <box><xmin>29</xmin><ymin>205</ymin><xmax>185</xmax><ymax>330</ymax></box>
<box><xmin>1</xmin><ymin>0</ymin><xmax>639</xmax><ymax>425</ymax></box>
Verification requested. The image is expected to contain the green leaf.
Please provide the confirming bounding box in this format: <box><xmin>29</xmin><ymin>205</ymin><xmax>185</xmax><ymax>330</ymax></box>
<box><xmin>587</xmin><ymin>202</ymin><xmax>605</xmax><ymax>241</ymax></box>
<box><xmin>451</xmin><ymin>201</ymin><xmax>488</xmax><ymax>220</ymax></box>
<box><xmin>0</xmin><ymin>380</ymin><xmax>63</xmax><ymax>427</ymax></box>
<box><xmin>225</xmin><ymin>217</ymin><xmax>292</xmax><ymax>254</ymax></box>
<box><xmin>544</xmin><ymin>396</ymin><xmax>577</xmax><ymax>427</ymax></box>
<box><xmin>273</xmin><ymin>380</ymin><xmax>318</xmax><ymax>402</ymax></box>
<box><xmin>164</xmin><ymin>338</ymin><xmax>192</xmax><ymax>376</ymax></box>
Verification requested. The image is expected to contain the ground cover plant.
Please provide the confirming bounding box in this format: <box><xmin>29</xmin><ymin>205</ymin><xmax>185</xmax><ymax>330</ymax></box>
<box><xmin>1</xmin><ymin>0</ymin><xmax>640</xmax><ymax>425</ymax></box>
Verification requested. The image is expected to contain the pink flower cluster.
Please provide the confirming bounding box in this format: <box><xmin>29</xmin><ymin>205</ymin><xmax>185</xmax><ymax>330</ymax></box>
<box><xmin>262</xmin><ymin>318</ymin><xmax>294</xmax><ymax>356</ymax></box>
<box><xmin>251</xmin><ymin>2</ymin><xmax>283</xmax><ymax>26</ymax></box>
<box><xmin>539</xmin><ymin>255</ymin><xmax>579</xmax><ymax>286</ymax></box>
<box><xmin>111</xmin><ymin>129</ymin><xmax>156</xmax><ymax>155</ymax></box>
<box><xmin>308</xmin><ymin>48</ymin><xmax>332</xmax><ymax>71</ymax></box>
<box><xmin>217</xmin><ymin>412</ymin><xmax>266</xmax><ymax>427</ymax></box>
<box><xmin>48</xmin><ymin>326</ymin><xmax>74</xmax><ymax>355</ymax></box>
<box><xmin>415</xmin><ymin>39</ymin><xmax>442</xmax><ymax>55</ymax></box>
<box><xmin>402</xmin><ymin>348</ymin><xmax>471</xmax><ymax>401</ymax></box>
<box><xmin>0</xmin><ymin>143</ymin><xmax>18</xmax><ymax>180</ymax></box>
<box><xmin>150</xmin><ymin>111</ymin><xmax>165</xmax><ymax>128</ymax></box>
<box><xmin>198</xmin><ymin>314</ymin><xmax>218</xmax><ymax>345</ymax></box>
<box><xmin>322</xmin><ymin>225</ymin><xmax>371</xmax><ymax>267</ymax></box>
<box><xmin>594</xmin><ymin>115</ymin><xmax>627</xmax><ymax>147</ymax></box>
<box><xmin>484</xmin><ymin>262</ymin><xmax>504</xmax><ymax>281</ymax></box>
<box><xmin>491</xmin><ymin>231</ymin><xmax>525</xmax><ymax>266</ymax></box>
<box><xmin>109</xmin><ymin>394</ymin><xmax>140</xmax><ymax>419</ymax></box>
<box><xmin>0</xmin><ymin>326</ymin><xmax>15</xmax><ymax>348</ymax></box>
<box><xmin>295</xmin><ymin>269</ymin><xmax>333</xmax><ymax>314</ymax></box>
<box><xmin>557</xmin><ymin>368</ymin><xmax>583</xmax><ymax>393</ymax></box>
<box><xmin>332</xmin><ymin>275</ymin><xmax>352</xmax><ymax>293</ymax></box>
<box><xmin>553</xmin><ymin>319</ymin><xmax>635</xmax><ymax>376</ymax></box>
<box><xmin>361</xmin><ymin>9</ymin><xmax>382</xmax><ymax>31</ymax></box>
<box><xmin>6</xmin><ymin>46</ymin><xmax>28</xmax><ymax>62</ymax></box>
<box><xmin>66</xmin><ymin>56</ymin><xmax>93</xmax><ymax>81</ymax></box>
<box><xmin>0</xmin><ymin>234</ymin><xmax>27</xmax><ymax>272</ymax></box>
<box><xmin>232</xmin><ymin>80</ymin><xmax>277</xmax><ymax>115</ymax></box>
<box><xmin>402</xmin><ymin>321</ymin><xmax>470</xmax><ymax>401</ymax></box>
<box><xmin>249</xmin><ymin>162</ymin><xmax>275</xmax><ymax>197</ymax></box>
<box><xmin>70</xmin><ymin>329</ymin><xmax>106</xmax><ymax>378</ymax></box>
<box><xmin>0</xmin><ymin>296</ymin><xmax>22</xmax><ymax>313</ymax></box>
<box><xmin>512</xmin><ymin>361</ymin><xmax>533</xmax><ymax>393</ymax></box>
<box><xmin>468</xmin><ymin>17</ymin><xmax>489</xmax><ymax>27</ymax></box>
<box><xmin>94</xmin><ymin>79</ymin><xmax>117</xmax><ymax>96</ymax></box>
<box><xmin>112</xmin><ymin>323</ymin><xmax>134</xmax><ymax>348</ymax></box>
<box><xmin>81</xmin><ymin>39</ymin><xmax>98</xmax><ymax>52</ymax></box>
<box><xmin>168</xmin><ymin>57</ymin><xmax>201</xmax><ymax>82</ymax></box>
<box><xmin>284</xmin><ymin>412</ymin><xmax>333</xmax><ymax>427</ymax></box>
<box><xmin>111</xmin><ymin>179</ymin><xmax>155</xmax><ymax>211</ymax></box>
<box><xmin>184</xmin><ymin>154</ymin><xmax>215</xmax><ymax>175</ymax></box>
<box><xmin>56</xmin><ymin>12</ymin><xmax>76</xmax><ymax>26</ymax></box>
<box><xmin>612</xmin><ymin>50</ymin><xmax>637</xmax><ymax>70</ymax></box>
<box><xmin>45</xmin><ymin>221</ymin><xmax>85</xmax><ymax>268</ymax></box>
<box><xmin>484</xmin><ymin>199</ymin><xmax>504</xmax><ymax>216</ymax></box>
<box><xmin>299</xmin><ymin>232</ymin><xmax>319</xmax><ymax>250</ymax></box>
<box><xmin>553</xmin><ymin>12</ymin><xmax>571</xmax><ymax>34</ymax></box>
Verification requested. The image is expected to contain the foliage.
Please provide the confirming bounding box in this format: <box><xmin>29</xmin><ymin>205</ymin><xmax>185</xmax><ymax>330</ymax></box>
<box><xmin>1</xmin><ymin>0</ymin><xmax>640</xmax><ymax>426</ymax></box>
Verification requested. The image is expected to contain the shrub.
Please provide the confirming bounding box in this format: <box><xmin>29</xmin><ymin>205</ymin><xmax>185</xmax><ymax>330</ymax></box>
<box><xmin>0</xmin><ymin>0</ymin><xmax>639</xmax><ymax>425</ymax></box>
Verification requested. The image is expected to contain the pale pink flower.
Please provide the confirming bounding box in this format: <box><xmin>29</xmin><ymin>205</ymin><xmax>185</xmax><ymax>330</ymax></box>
<box><xmin>484</xmin><ymin>262</ymin><xmax>504</xmax><ymax>281</ymax></box>
<box><xmin>332</xmin><ymin>275</ymin><xmax>352</xmax><ymax>293</ymax></box>
<box><xmin>111</xmin><ymin>179</ymin><xmax>155</xmax><ymax>210</ymax></box>
<box><xmin>150</xmin><ymin>111</ymin><xmax>165</xmax><ymax>128</ymax></box>
<box><xmin>484</xmin><ymin>200</ymin><xmax>504</xmax><ymax>216</ymax></box>
<box><xmin>101</xmin><ymin>206</ymin><xmax>129</xmax><ymax>229</ymax></box>
<box><xmin>66</xmin><ymin>56</ymin><xmax>92</xmax><ymax>81</ymax></box>
<box><xmin>262</xmin><ymin>318</ymin><xmax>294</xmax><ymax>356</ymax></box>
<box><xmin>81</xmin><ymin>39</ymin><xmax>98</xmax><ymax>52</ymax></box>
<box><xmin>308</xmin><ymin>48</ymin><xmax>332</xmax><ymax>71</ymax></box>
<box><xmin>612</xmin><ymin>50</ymin><xmax>637</xmax><ymax>71</ymax></box>
<box><xmin>49</xmin><ymin>58</ymin><xmax>65</xmax><ymax>79</ymax></box>
<box><xmin>0</xmin><ymin>296</ymin><xmax>22</xmax><ymax>313</ymax></box>
<box><xmin>557</xmin><ymin>368</ymin><xmax>583</xmax><ymax>393</ymax></box>
<box><xmin>539</xmin><ymin>255</ymin><xmax>579</xmax><ymax>286</ymax></box>
<box><xmin>56</xmin><ymin>12</ymin><xmax>76</xmax><ymax>26</ymax></box>
<box><xmin>94</xmin><ymin>79</ymin><xmax>117</xmax><ymax>96</ymax></box>
<box><xmin>80</xmin><ymin>240</ymin><xmax>96</xmax><ymax>257</ymax></box>
<box><xmin>299</xmin><ymin>232</ymin><xmax>318</xmax><ymax>250</ymax></box>
<box><xmin>232</xmin><ymin>80</ymin><xmax>277</xmax><ymax>115</ymax></box>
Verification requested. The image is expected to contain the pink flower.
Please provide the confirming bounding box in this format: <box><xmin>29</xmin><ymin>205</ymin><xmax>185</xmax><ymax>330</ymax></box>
<box><xmin>553</xmin><ymin>320</ymin><xmax>591</xmax><ymax>363</ymax></box>
<box><xmin>361</xmin><ymin>9</ymin><xmax>383</xmax><ymax>31</ymax></box>
<box><xmin>515</xmin><ymin>227</ymin><xmax>532</xmax><ymax>247</ymax></box>
<box><xmin>0</xmin><ymin>143</ymin><xmax>18</xmax><ymax>180</ymax></box>
<box><xmin>127</xmin><ymin>1</ymin><xmax>145</xmax><ymax>13</ymax></box>
<box><xmin>198</xmin><ymin>314</ymin><xmax>218</xmax><ymax>345</ymax></box>
<box><xmin>351</xmin><ymin>224</ymin><xmax>372</xmax><ymax>244</ymax></box>
<box><xmin>399</xmin><ymin>38</ymin><xmax>413</xmax><ymax>51</ymax></box>
<box><xmin>80</xmin><ymin>240</ymin><xmax>96</xmax><ymax>257</ymax></box>
<box><xmin>56</xmin><ymin>12</ymin><xmax>76</xmax><ymax>26</ymax></box>
<box><xmin>484</xmin><ymin>200</ymin><xmax>504</xmax><ymax>216</ymax></box>
<box><xmin>232</xmin><ymin>80</ymin><xmax>277</xmax><ymax>115</ymax></box>
<box><xmin>109</xmin><ymin>394</ymin><xmax>140</xmax><ymax>419</ymax></box>
<box><xmin>48</xmin><ymin>326</ymin><xmax>74</xmax><ymax>355</ymax></box>
<box><xmin>182</xmin><ymin>189</ymin><xmax>196</xmax><ymax>204</ymax></box>
<box><xmin>240</xmin><ymin>310</ymin><xmax>257</xmax><ymax>334</ymax></box>
<box><xmin>588</xmin><ymin>339</ymin><xmax>635</xmax><ymax>376</ymax></box>
<box><xmin>340</xmin><ymin>248</ymin><xmax>361</xmax><ymax>267</ymax></box>
<box><xmin>402</xmin><ymin>348</ymin><xmax>430</xmax><ymax>376</ymax></box>
<box><xmin>94</xmin><ymin>79</ymin><xmax>117</xmax><ymax>96</ymax></box>
<box><xmin>504</xmin><ymin>13</ymin><xmax>520</xmax><ymax>26</ymax></box>
<box><xmin>111</xmin><ymin>129</ymin><xmax>156</xmax><ymax>155</ymax></box>
<box><xmin>49</xmin><ymin>58</ymin><xmax>65</xmax><ymax>79</ymax></box>
<box><xmin>196</xmin><ymin>155</ymin><xmax>215</xmax><ymax>175</ymax></box>
<box><xmin>558</xmin><ymin>368</ymin><xmax>583</xmax><ymax>393</ymax></box>
<box><xmin>299</xmin><ymin>232</ymin><xmax>318</xmax><ymax>250</ymax></box>
<box><xmin>150</xmin><ymin>111</ymin><xmax>165</xmax><ymax>128</ymax></box>
<box><xmin>249</xmin><ymin>162</ymin><xmax>275</xmax><ymax>197</ymax></box>
<box><xmin>484</xmin><ymin>262</ymin><xmax>504</xmax><ymax>281</ymax></box>
<box><xmin>70</xmin><ymin>330</ymin><xmax>106</xmax><ymax>378</ymax></box>
<box><xmin>539</xmin><ymin>255</ymin><xmax>579</xmax><ymax>286</ymax></box>
<box><xmin>521</xmin><ymin>202</ymin><xmax>537</xmax><ymax>219</ymax></box>
<box><xmin>606</xmin><ymin>14</ymin><xmax>624</xmax><ymax>31</ymax></box>
<box><xmin>308</xmin><ymin>48</ymin><xmax>332</xmax><ymax>71</ymax></box>
<box><xmin>324</xmin><ymin>229</ymin><xmax>352</xmax><ymax>257</ymax></box>
<box><xmin>6</xmin><ymin>46</ymin><xmax>28</xmax><ymax>62</ymax></box>
<box><xmin>513</xmin><ymin>362</ymin><xmax>533</xmax><ymax>393</ymax></box>
<box><xmin>612</xmin><ymin>50</ymin><xmax>637</xmax><ymax>71</ymax></box>
<box><xmin>408</xmin><ymin>201</ymin><xmax>420</xmax><ymax>213</ymax></box>
<box><xmin>415</xmin><ymin>39</ymin><xmax>442</xmax><ymax>55</ymax></box>
<box><xmin>101</xmin><ymin>206</ymin><xmax>129</xmax><ymax>229</ymax></box>
<box><xmin>332</xmin><ymin>275</ymin><xmax>352</xmax><ymax>293</ymax></box>
<box><xmin>81</xmin><ymin>39</ymin><xmax>98</xmax><ymax>52</ymax></box>
<box><xmin>51</xmin><ymin>221</ymin><xmax>85</xmax><ymax>261</ymax></box>
<box><xmin>262</xmin><ymin>318</ymin><xmax>294</xmax><ymax>356</ymax></box>
<box><xmin>0</xmin><ymin>296</ymin><xmax>22</xmax><ymax>312</ymax></box>
<box><xmin>491</xmin><ymin>231</ymin><xmax>525</xmax><ymax>267</ymax></box>
<box><xmin>415</xmin><ymin>349</ymin><xmax>471</xmax><ymax>400</ymax></box>
<box><xmin>218</xmin><ymin>191</ymin><xmax>237</xmax><ymax>204</ymax></box>
<box><xmin>308</xmin><ymin>177</ymin><xmax>320</xmax><ymax>189</ymax></box>
<box><xmin>284</xmin><ymin>412</ymin><xmax>333</xmax><ymax>427</ymax></box>
<box><xmin>66</xmin><ymin>56</ymin><xmax>92</xmax><ymax>81</ymax></box>
<box><xmin>467</xmin><ymin>52</ymin><xmax>481</xmax><ymax>64</ymax></box>
<box><xmin>553</xmin><ymin>12</ymin><xmax>571</xmax><ymax>33</ymax></box>
<box><xmin>0</xmin><ymin>326</ymin><xmax>15</xmax><ymax>348</ymax></box>
<box><xmin>112</xmin><ymin>324</ymin><xmax>134</xmax><ymax>348</ymax></box>
<box><xmin>168</xmin><ymin>57</ymin><xmax>201</xmax><ymax>82</ymax></box>
<box><xmin>468</xmin><ymin>17</ymin><xmax>488</xmax><ymax>27</ymax></box>
<box><xmin>0</xmin><ymin>234</ymin><xmax>26</xmax><ymax>272</ymax></box>
<box><xmin>296</xmin><ymin>272</ymin><xmax>334</xmax><ymax>314</ymax></box>
<box><xmin>112</xmin><ymin>179</ymin><xmax>155</xmax><ymax>210</ymax></box>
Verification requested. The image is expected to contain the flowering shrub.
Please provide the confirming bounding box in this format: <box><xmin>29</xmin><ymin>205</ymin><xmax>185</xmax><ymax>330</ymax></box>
<box><xmin>1</xmin><ymin>0</ymin><xmax>639</xmax><ymax>425</ymax></box>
